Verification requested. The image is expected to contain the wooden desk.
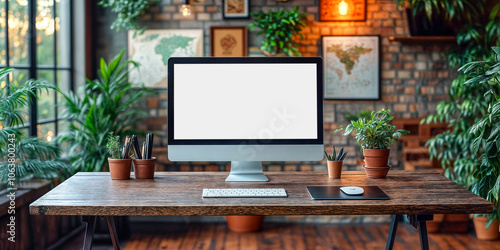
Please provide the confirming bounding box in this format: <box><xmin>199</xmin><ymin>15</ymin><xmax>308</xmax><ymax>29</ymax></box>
<box><xmin>30</xmin><ymin>171</ymin><xmax>492</xmax><ymax>250</ymax></box>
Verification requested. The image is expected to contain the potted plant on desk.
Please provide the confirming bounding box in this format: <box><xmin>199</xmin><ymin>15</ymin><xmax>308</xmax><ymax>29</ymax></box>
<box><xmin>335</xmin><ymin>109</ymin><xmax>409</xmax><ymax>178</ymax></box>
<box><xmin>107</xmin><ymin>132</ymin><xmax>132</xmax><ymax>180</ymax></box>
<box><xmin>324</xmin><ymin>146</ymin><xmax>347</xmax><ymax>179</ymax></box>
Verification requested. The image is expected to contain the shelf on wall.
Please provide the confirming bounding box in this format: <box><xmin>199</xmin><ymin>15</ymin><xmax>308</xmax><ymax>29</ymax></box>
<box><xmin>389</xmin><ymin>36</ymin><xmax>456</xmax><ymax>43</ymax></box>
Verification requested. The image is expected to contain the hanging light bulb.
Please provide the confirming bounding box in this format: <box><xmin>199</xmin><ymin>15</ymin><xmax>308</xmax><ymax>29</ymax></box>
<box><xmin>338</xmin><ymin>0</ymin><xmax>348</xmax><ymax>16</ymax></box>
<box><xmin>180</xmin><ymin>0</ymin><xmax>192</xmax><ymax>17</ymax></box>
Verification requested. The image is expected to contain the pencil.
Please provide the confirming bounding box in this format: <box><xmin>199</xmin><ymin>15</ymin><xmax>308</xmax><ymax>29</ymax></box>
<box><xmin>142</xmin><ymin>142</ymin><xmax>146</xmax><ymax>159</ymax></box>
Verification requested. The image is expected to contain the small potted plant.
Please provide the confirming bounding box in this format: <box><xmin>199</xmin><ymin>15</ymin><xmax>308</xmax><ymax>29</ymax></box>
<box><xmin>335</xmin><ymin>109</ymin><xmax>409</xmax><ymax>178</ymax></box>
<box><xmin>324</xmin><ymin>146</ymin><xmax>347</xmax><ymax>179</ymax></box>
<box><xmin>248</xmin><ymin>6</ymin><xmax>308</xmax><ymax>56</ymax></box>
<box><xmin>107</xmin><ymin>132</ymin><xmax>132</xmax><ymax>180</ymax></box>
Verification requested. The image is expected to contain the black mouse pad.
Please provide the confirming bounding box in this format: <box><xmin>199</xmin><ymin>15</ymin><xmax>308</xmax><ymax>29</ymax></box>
<box><xmin>306</xmin><ymin>186</ymin><xmax>390</xmax><ymax>200</ymax></box>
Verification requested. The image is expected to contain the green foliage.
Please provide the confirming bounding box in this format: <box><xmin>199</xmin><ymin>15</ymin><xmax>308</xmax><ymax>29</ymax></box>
<box><xmin>98</xmin><ymin>0</ymin><xmax>159</xmax><ymax>33</ymax></box>
<box><xmin>397</xmin><ymin>0</ymin><xmax>499</xmax><ymax>67</ymax></box>
<box><xmin>106</xmin><ymin>132</ymin><xmax>122</xmax><ymax>159</ymax></box>
<box><xmin>324</xmin><ymin>146</ymin><xmax>347</xmax><ymax>161</ymax></box>
<box><xmin>57</xmin><ymin>50</ymin><xmax>153</xmax><ymax>172</ymax></box>
<box><xmin>344</xmin><ymin>110</ymin><xmax>372</xmax><ymax>122</ymax></box>
<box><xmin>462</xmin><ymin>47</ymin><xmax>500</xmax><ymax>227</ymax></box>
<box><xmin>335</xmin><ymin>109</ymin><xmax>410</xmax><ymax>150</ymax></box>
<box><xmin>248</xmin><ymin>6</ymin><xmax>308</xmax><ymax>56</ymax></box>
<box><xmin>0</xmin><ymin>67</ymin><xmax>72</xmax><ymax>184</ymax></box>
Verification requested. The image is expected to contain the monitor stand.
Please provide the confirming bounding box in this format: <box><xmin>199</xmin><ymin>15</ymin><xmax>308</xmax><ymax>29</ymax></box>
<box><xmin>225</xmin><ymin>161</ymin><xmax>269</xmax><ymax>182</ymax></box>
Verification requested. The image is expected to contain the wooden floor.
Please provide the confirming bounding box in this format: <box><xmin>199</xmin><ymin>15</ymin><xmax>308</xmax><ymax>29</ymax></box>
<box><xmin>62</xmin><ymin>222</ymin><xmax>499</xmax><ymax>250</ymax></box>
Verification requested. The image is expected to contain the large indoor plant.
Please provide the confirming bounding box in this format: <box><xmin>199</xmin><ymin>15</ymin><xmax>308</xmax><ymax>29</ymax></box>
<box><xmin>248</xmin><ymin>6</ymin><xmax>308</xmax><ymax>56</ymax></box>
<box><xmin>0</xmin><ymin>67</ymin><xmax>71</xmax><ymax>185</ymax></box>
<box><xmin>57</xmin><ymin>50</ymin><xmax>152</xmax><ymax>172</ymax></box>
<box><xmin>456</xmin><ymin>47</ymin><xmax>500</xmax><ymax>240</ymax></box>
<box><xmin>335</xmin><ymin>109</ymin><xmax>409</xmax><ymax>178</ymax></box>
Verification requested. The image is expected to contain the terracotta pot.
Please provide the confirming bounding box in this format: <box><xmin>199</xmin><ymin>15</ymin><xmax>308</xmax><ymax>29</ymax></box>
<box><xmin>261</xmin><ymin>50</ymin><xmax>287</xmax><ymax>57</ymax></box>
<box><xmin>225</xmin><ymin>215</ymin><xmax>265</xmax><ymax>233</ymax></box>
<box><xmin>441</xmin><ymin>214</ymin><xmax>470</xmax><ymax>233</ymax></box>
<box><xmin>108</xmin><ymin>158</ymin><xmax>132</xmax><ymax>180</ymax></box>
<box><xmin>363</xmin><ymin>148</ymin><xmax>390</xmax><ymax>168</ymax></box>
<box><xmin>327</xmin><ymin>160</ymin><xmax>343</xmax><ymax>179</ymax></box>
<box><xmin>363</xmin><ymin>165</ymin><xmax>391</xmax><ymax>179</ymax></box>
<box><xmin>473</xmin><ymin>216</ymin><xmax>499</xmax><ymax>240</ymax></box>
<box><xmin>133</xmin><ymin>157</ymin><xmax>156</xmax><ymax>179</ymax></box>
<box><xmin>426</xmin><ymin>214</ymin><xmax>445</xmax><ymax>233</ymax></box>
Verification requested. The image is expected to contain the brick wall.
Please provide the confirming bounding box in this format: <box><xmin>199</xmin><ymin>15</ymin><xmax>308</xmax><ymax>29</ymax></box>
<box><xmin>95</xmin><ymin>0</ymin><xmax>456</xmax><ymax>171</ymax></box>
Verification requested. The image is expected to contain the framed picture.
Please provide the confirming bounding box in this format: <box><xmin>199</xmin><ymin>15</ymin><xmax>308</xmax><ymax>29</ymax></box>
<box><xmin>319</xmin><ymin>0</ymin><xmax>366</xmax><ymax>21</ymax></box>
<box><xmin>223</xmin><ymin>0</ymin><xmax>249</xmax><ymax>19</ymax></box>
<box><xmin>210</xmin><ymin>26</ymin><xmax>248</xmax><ymax>57</ymax></box>
<box><xmin>128</xmin><ymin>29</ymin><xmax>204</xmax><ymax>88</ymax></box>
<box><xmin>322</xmin><ymin>35</ymin><xmax>380</xmax><ymax>100</ymax></box>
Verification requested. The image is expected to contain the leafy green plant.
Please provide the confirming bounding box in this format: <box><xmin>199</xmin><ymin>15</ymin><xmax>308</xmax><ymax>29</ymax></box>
<box><xmin>106</xmin><ymin>132</ymin><xmax>122</xmax><ymax>159</ymax></box>
<box><xmin>335</xmin><ymin>109</ymin><xmax>409</xmax><ymax>150</ymax></box>
<box><xmin>98</xmin><ymin>0</ymin><xmax>159</xmax><ymax>33</ymax></box>
<box><xmin>324</xmin><ymin>146</ymin><xmax>347</xmax><ymax>162</ymax></box>
<box><xmin>57</xmin><ymin>50</ymin><xmax>153</xmax><ymax>172</ymax></box>
<box><xmin>344</xmin><ymin>110</ymin><xmax>372</xmax><ymax>122</ymax></box>
<box><xmin>248</xmin><ymin>6</ymin><xmax>308</xmax><ymax>56</ymax></box>
<box><xmin>457</xmin><ymin>47</ymin><xmax>500</xmax><ymax>228</ymax></box>
<box><xmin>0</xmin><ymin>67</ymin><xmax>71</xmax><ymax>184</ymax></box>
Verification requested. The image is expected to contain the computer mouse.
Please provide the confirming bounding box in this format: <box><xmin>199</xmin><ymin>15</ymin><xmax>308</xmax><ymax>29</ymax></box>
<box><xmin>340</xmin><ymin>186</ymin><xmax>364</xmax><ymax>195</ymax></box>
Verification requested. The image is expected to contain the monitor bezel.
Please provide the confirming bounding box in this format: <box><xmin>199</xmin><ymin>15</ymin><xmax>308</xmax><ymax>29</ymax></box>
<box><xmin>167</xmin><ymin>57</ymin><xmax>324</xmax><ymax>146</ymax></box>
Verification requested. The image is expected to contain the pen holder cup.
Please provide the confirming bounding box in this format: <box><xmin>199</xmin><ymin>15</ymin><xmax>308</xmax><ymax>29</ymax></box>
<box><xmin>108</xmin><ymin>158</ymin><xmax>132</xmax><ymax>180</ymax></box>
<box><xmin>133</xmin><ymin>157</ymin><xmax>156</xmax><ymax>179</ymax></box>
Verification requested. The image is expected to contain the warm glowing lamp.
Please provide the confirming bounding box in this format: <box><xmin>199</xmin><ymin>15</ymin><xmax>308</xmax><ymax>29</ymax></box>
<box><xmin>180</xmin><ymin>0</ymin><xmax>192</xmax><ymax>16</ymax></box>
<box><xmin>338</xmin><ymin>0</ymin><xmax>348</xmax><ymax>16</ymax></box>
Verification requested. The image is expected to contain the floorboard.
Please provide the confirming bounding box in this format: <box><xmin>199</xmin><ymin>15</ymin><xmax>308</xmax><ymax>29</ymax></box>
<box><xmin>60</xmin><ymin>222</ymin><xmax>500</xmax><ymax>250</ymax></box>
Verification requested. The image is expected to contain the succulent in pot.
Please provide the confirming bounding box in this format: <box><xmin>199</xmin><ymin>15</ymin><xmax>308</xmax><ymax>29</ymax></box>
<box><xmin>335</xmin><ymin>109</ymin><xmax>409</xmax><ymax>178</ymax></box>
<box><xmin>106</xmin><ymin>132</ymin><xmax>132</xmax><ymax>180</ymax></box>
<box><xmin>324</xmin><ymin>146</ymin><xmax>348</xmax><ymax>179</ymax></box>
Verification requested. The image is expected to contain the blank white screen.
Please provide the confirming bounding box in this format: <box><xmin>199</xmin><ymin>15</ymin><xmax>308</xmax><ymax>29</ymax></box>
<box><xmin>173</xmin><ymin>63</ymin><xmax>318</xmax><ymax>140</ymax></box>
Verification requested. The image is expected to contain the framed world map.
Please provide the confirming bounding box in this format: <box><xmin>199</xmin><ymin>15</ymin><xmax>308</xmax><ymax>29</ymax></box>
<box><xmin>322</xmin><ymin>35</ymin><xmax>380</xmax><ymax>100</ymax></box>
<box><xmin>128</xmin><ymin>29</ymin><xmax>204</xmax><ymax>88</ymax></box>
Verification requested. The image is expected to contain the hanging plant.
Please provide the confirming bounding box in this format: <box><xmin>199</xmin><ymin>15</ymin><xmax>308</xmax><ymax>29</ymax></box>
<box><xmin>98</xmin><ymin>0</ymin><xmax>159</xmax><ymax>33</ymax></box>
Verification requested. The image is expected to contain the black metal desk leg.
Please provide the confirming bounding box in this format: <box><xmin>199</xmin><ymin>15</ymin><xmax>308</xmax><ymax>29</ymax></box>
<box><xmin>83</xmin><ymin>216</ymin><xmax>97</xmax><ymax>250</ymax></box>
<box><xmin>106</xmin><ymin>216</ymin><xmax>121</xmax><ymax>250</ymax></box>
<box><xmin>386</xmin><ymin>214</ymin><xmax>402</xmax><ymax>250</ymax></box>
<box><xmin>416</xmin><ymin>215</ymin><xmax>433</xmax><ymax>250</ymax></box>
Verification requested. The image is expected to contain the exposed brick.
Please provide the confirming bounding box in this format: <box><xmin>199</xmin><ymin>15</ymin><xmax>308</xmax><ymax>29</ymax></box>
<box><xmin>300</xmin><ymin>165</ymin><xmax>312</xmax><ymax>171</ymax></box>
<box><xmin>405</xmin><ymin>87</ymin><xmax>416</xmax><ymax>94</ymax></box>
<box><xmin>155</xmin><ymin>13</ymin><xmax>171</xmax><ymax>20</ymax></box>
<box><xmin>382</xmin><ymin>95</ymin><xmax>398</xmax><ymax>102</ymax></box>
<box><xmin>404</xmin><ymin>62</ymin><xmax>415</xmax><ymax>70</ymax></box>
<box><xmin>205</xmin><ymin>165</ymin><xmax>219</xmax><ymax>171</ymax></box>
<box><xmin>284</xmin><ymin>165</ymin><xmax>297</xmax><ymax>171</ymax></box>
<box><xmin>382</xmin><ymin>70</ymin><xmax>396</xmax><ymax>78</ymax></box>
<box><xmin>162</xmin><ymin>6</ymin><xmax>177</xmax><ymax>12</ymax></box>
<box><xmin>397</xmin><ymin>70</ymin><xmax>411</xmax><ymax>79</ymax></box>
<box><xmin>394</xmin><ymin>104</ymin><xmax>407</xmax><ymax>112</ymax></box>
<box><xmin>373</xmin><ymin>12</ymin><xmax>389</xmax><ymax>19</ymax></box>
<box><xmin>197</xmin><ymin>13</ymin><xmax>210</xmax><ymax>21</ymax></box>
<box><xmin>268</xmin><ymin>165</ymin><xmax>282</xmax><ymax>171</ymax></box>
<box><xmin>321</xmin><ymin>27</ymin><xmax>330</xmax><ymax>35</ymax></box>
<box><xmin>392</xmin><ymin>62</ymin><xmax>402</xmax><ymax>69</ymax></box>
<box><xmin>206</xmin><ymin>6</ymin><xmax>217</xmax><ymax>12</ymax></box>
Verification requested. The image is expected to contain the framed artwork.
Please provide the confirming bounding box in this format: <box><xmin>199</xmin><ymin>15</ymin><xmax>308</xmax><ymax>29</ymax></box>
<box><xmin>319</xmin><ymin>0</ymin><xmax>366</xmax><ymax>21</ymax></box>
<box><xmin>128</xmin><ymin>29</ymin><xmax>203</xmax><ymax>88</ymax></box>
<box><xmin>223</xmin><ymin>0</ymin><xmax>249</xmax><ymax>19</ymax></box>
<box><xmin>210</xmin><ymin>26</ymin><xmax>248</xmax><ymax>57</ymax></box>
<box><xmin>322</xmin><ymin>35</ymin><xmax>380</xmax><ymax>100</ymax></box>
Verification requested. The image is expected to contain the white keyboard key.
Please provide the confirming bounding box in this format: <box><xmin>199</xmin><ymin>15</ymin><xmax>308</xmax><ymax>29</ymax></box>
<box><xmin>202</xmin><ymin>188</ymin><xmax>288</xmax><ymax>198</ymax></box>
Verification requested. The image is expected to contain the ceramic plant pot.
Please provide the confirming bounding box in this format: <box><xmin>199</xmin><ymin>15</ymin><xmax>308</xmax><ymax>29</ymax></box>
<box><xmin>473</xmin><ymin>216</ymin><xmax>499</xmax><ymax>240</ymax></box>
<box><xmin>363</xmin><ymin>148</ymin><xmax>391</xmax><ymax>168</ymax></box>
<box><xmin>363</xmin><ymin>165</ymin><xmax>391</xmax><ymax>179</ymax></box>
<box><xmin>108</xmin><ymin>158</ymin><xmax>132</xmax><ymax>180</ymax></box>
<box><xmin>133</xmin><ymin>157</ymin><xmax>156</xmax><ymax>179</ymax></box>
<box><xmin>225</xmin><ymin>215</ymin><xmax>265</xmax><ymax>233</ymax></box>
<box><xmin>327</xmin><ymin>160</ymin><xmax>343</xmax><ymax>179</ymax></box>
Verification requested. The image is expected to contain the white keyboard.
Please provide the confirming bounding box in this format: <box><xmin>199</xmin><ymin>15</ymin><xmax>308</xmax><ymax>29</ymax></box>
<box><xmin>202</xmin><ymin>188</ymin><xmax>288</xmax><ymax>198</ymax></box>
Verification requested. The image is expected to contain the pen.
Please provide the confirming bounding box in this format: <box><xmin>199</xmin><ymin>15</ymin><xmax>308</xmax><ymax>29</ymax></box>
<box><xmin>142</xmin><ymin>142</ymin><xmax>146</xmax><ymax>159</ymax></box>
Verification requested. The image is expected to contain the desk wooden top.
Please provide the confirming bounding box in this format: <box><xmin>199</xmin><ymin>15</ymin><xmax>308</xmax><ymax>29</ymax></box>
<box><xmin>30</xmin><ymin>171</ymin><xmax>492</xmax><ymax>216</ymax></box>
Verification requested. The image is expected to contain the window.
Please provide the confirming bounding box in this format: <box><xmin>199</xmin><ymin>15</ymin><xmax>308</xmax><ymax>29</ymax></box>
<box><xmin>0</xmin><ymin>0</ymin><xmax>73</xmax><ymax>140</ymax></box>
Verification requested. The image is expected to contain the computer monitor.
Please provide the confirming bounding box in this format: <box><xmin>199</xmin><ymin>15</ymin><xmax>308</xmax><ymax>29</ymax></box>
<box><xmin>167</xmin><ymin>57</ymin><xmax>324</xmax><ymax>182</ymax></box>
